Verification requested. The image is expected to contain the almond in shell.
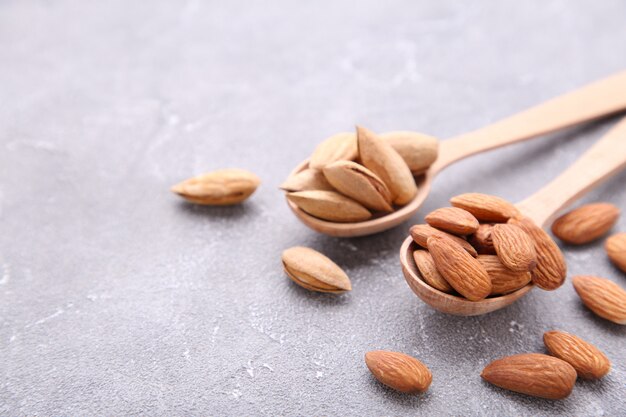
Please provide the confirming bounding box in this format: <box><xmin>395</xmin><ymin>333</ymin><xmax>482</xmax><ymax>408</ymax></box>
<box><xmin>171</xmin><ymin>169</ymin><xmax>260</xmax><ymax>205</ymax></box>
<box><xmin>357</xmin><ymin>126</ymin><xmax>417</xmax><ymax>205</ymax></box>
<box><xmin>450</xmin><ymin>193</ymin><xmax>518</xmax><ymax>222</ymax></box>
<box><xmin>365</xmin><ymin>350</ymin><xmax>432</xmax><ymax>394</ymax></box>
<box><xmin>543</xmin><ymin>330</ymin><xmax>611</xmax><ymax>379</ymax></box>
<box><xmin>477</xmin><ymin>255</ymin><xmax>532</xmax><ymax>295</ymax></box>
<box><xmin>380</xmin><ymin>131</ymin><xmax>439</xmax><ymax>174</ymax></box>
<box><xmin>425</xmin><ymin>207</ymin><xmax>479</xmax><ymax>236</ymax></box>
<box><xmin>492</xmin><ymin>224</ymin><xmax>537</xmax><ymax>272</ymax></box>
<box><xmin>413</xmin><ymin>250</ymin><xmax>453</xmax><ymax>293</ymax></box>
<box><xmin>605</xmin><ymin>233</ymin><xmax>626</xmax><ymax>273</ymax></box>
<box><xmin>280</xmin><ymin>168</ymin><xmax>334</xmax><ymax>192</ymax></box>
<box><xmin>427</xmin><ymin>234</ymin><xmax>492</xmax><ymax>301</ymax></box>
<box><xmin>551</xmin><ymin>203</ymin><xmax>620</xmax><ymax>245</ymax></box>
<box><xmin>281</xmin><ymin>246</ymin><xmax>351</xmax><ymax>293</ymax></box>
<box><xmin>572</xmin><ymin>275</ymin><xmax>626</xmax><ymax>324</ymax></box>
<box><xmin>286</xmin><ymin>190</ymin><xmax>371</xmax><ymax>222</ymax></box>
<box><xmin>309</xmin><ymin>132</ymin><xmax>357</xmax><ymax>169</ymax></box>
<box><xmin>410</xmin><ymin>224</ymin><xmax>477</xmax><ymax>257</ymax></box>
<box><xmin>323</xmin><ymin>161</ymin><xmax>393</xmax><ymax>212</ymax></box>
<box><xmin>481</xmin><ymin>353</ymin><xmax>577</xmax><ymax>400</ymax></box>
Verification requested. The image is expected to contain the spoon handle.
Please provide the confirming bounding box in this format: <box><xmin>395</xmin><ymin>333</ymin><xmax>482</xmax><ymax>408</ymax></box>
<box><xmin>433</xmin><ymin>71</ymin><xmax>626</xmax><ymax>171</ymax></box>
<box><xmin>515</xmin><ymin>116</ymin><xmax>626</xmax><ymax>227</ymax></box>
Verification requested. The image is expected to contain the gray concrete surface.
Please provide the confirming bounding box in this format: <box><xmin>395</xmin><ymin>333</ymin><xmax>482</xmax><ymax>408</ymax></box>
<box><xmin>1</xmin><ymin>1</ymin><xmax>625</xmax><ymax>415</ymax></box>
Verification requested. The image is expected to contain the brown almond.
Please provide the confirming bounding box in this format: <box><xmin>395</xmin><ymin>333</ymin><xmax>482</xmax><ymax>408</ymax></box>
<box><xmin>450</xmin><ymin>193</ymin><xmax>518</xmax><ymax>222</ymax></box>
<box><xmin>281</xmin><ymin>246</ymin><xmax>351</xmax><ymax>293</ymax></box>
<box><xmin>605</xmin><ymin>233</ymin><xmax>626</xmax><ymax>273</ymax></box>
<box><xmin>572</xmin><ymin>275</ymin><xmax>626</xmax><ymax>324</ymax></box>
<box><xmin>551</xmin><ymin>203</ymin><xmax>620</xmax><ymax>245</ymax></box>
<box><xmin>425</xmin><ymin>207</ymin><xmax>479</xmax><ymax>236</ymax></box>
<box><xmin>380</xmin><ymin>131</ymin><xmax>439</xmax><ymax>174</ymax></box>
<box><xmin>481</xmin><ymin>353</ymin><xmax>577</xmax><ymax>400</ymax></box>
<box><xmin>469</xmin><ymin>224</ymin><xmax>496</xmax><ymax>255</ymax></box>
<box><xmin>492</xmin><ymin>224</ymin><xmax>537</xmax><ymax>272</ymax></box>
<box><xmin>280</xmin><ymin>168</ymin><xmax>335</xmax><ymax>192</ymax></box>
<box><xmin>427</xmin><ymin>234</ymin><xmax>492</xmax><ymax>301</ymax></box>
<box><xmin>286</xmin><ymin>190</ymin><xmax>371</xmax><ymax>222</ymax></box>
<box><xmin>365</xmin><ymin>350</ymin><xmax>432</xmax><ymax>394</ymax></box>
<box><xmin>357</xmin><ymin>126</ymin><xmax>417</xmax><ymax>205</ymax></box>
<box><xmin>413</xmin><ymin>250</ymin><xmax>454</xmax><ymax>293</ymax></box>
<box><xmin>171</xmin><ymin>169</ymin><xmax>260</xmax><ymax>205</ymax></box>
<box><xmin>409</xmin><ymin>224</ymin><xmax>477</xmax><ymax>257</ymax></box>
<box><xmin>477</xmin><ymin>255</ymin><xmax>532</xmax><ymax>295</ymax></box>
<box><xmin>309</xmin><ymin>132</ymin><xmax>358</xmax><ymax>169</ymax></box>
<box><xmin>508</xmin><ymin>215</ymin><xmax>567</xmax><ymax>291</ymax></box>
<box><xmin>323</xmin><ymin>161</ymin><xmax>393</xmax><ymax>212</ymax></box>
<box><xmin>544</xmin><ymin>330</ymin><xmax>611</xmax><ymax>379</ymax></box>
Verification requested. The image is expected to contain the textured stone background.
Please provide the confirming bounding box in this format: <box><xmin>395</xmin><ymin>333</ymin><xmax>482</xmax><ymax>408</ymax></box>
<box><xmin>1</xmin><ymin>1</ymin><xmax>625</xmax><ymax>415</ymax></box>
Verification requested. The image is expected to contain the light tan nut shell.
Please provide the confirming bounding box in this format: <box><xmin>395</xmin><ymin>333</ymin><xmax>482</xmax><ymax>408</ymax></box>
<box><xmin>543</xmin><ymin>330</ymin><xmax>611</xmax><ymax>379</ymax></box>
<box><xmin>380</xmin><ymin>131</ymin><xmax>439</xmax><ymax>174</ymax></box>
<box><xmin>357</xmin><ymin>126</ymin><xmax>417</xmax><ymax>205</ymax></box>
<box><xmin>323</xmin><ymin>161</ymin><xmax>393</xmax><ymax>212</ymax></box>
<box><xmin>309</xmin><ymin>132</ymin><xmax>358</xmax><ymax>169</ymax></box>
<box><xmin>425</xmin><ymin>207</ymin><xmax>479</xmax><ymax>236</ymax></box>
<box><xmin>171</xmin><ymin>168</ymin><xmax>260</xmax><ymax>205</ymax></box>
<box><xmin>413</xmin><ymin>250</ymin><xmax>453</xmax><ymax>293</ymax></box>
<box><xmin>477</xmin><ymin>255</ymin><xmax>532</xmax><ymax>295</ymax></box>
<box><xmin>572</xmin><ymin>275</ymin><xmax>626</xmax><ymax>324</ymax></box>
<box><xmin>280</xmin><ymin>169</ymin><xmax>334</xmax><ymax>192</ymax></box>
<box><xmin>365</xmin><ymin>350</ymin><xmax>432</xmax><ymax>394</ymax></box>
<box><xmin>281</xmin><ymin>246</ymin><xmax>351</xmax><ymax>293</ymax></box>
<box><xmin>551</xmin><ymin>203</ymin><xmax>620</xmax><ymax>245</ymax></box>
<box><xmin>286</xmin><ymin>190</ymin><xmax>371</xmax><ymax>222</ymax></box>
<box><xmin>450</xmin><ymin>193</ymin><xmax>518</xmax><ymax>222</ymax></box>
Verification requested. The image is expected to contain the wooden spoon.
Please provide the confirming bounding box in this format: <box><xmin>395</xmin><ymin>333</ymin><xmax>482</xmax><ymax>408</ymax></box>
<box><xmin>400</xmin><ymin>116</ymin><xmax>626</xmax><ymax>316</ymax></box>
<box><xmin>286</xmin><ymin>71</ymin><xmax>626</xmax><ymax>237</ymax></box>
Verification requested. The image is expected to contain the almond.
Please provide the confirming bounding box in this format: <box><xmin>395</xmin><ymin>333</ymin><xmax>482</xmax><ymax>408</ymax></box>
<box><xmin>286</xmin><ymin>190</ymin><xmax>371</xmax><ymax>222</ymax></box>
<box><xmin>469</xmin><ymin>224</ymin><xmax>496</xmax><ymax>255</ymax></box>
<box><xmin>425</xmin><ymin>207</ymin><xmax>479</xmax><ymax>236</ymax></box>
<box><xmin>450</xmin><ymin>193</ymin><xmax>518</xmax><ymax>222</ymax></box>
<box><xmin>171</xmin><ymin>169</ymin><xmax>260</xmax><ymax>205</ymax></box>
<box><xmin>551</xmin><ymin>203</ymin><xmax>620</xmax><ymax>244</ymax></box>
<box><xmin>281</xmin><ymin>246</ymin><xmax>352</xmax><ymax>293</ymax></box>
<box><xmin>572</xmin><ymin>275</ymin><xmax>626</xmax><ymax>324</ymax></box>
<box><xmin>508</xmin><ymin>215</ymin><xmax>567</xmax><ymax>290</ymax></box>
<box><xmin>427</xmin><ymin>234</ymin><xmax>492</xmax><ymax>301</ymax></box>
<box><xmin>605</xmin><ymin>233</ymin><xmax>626</xmax><ymax>273</ymax></box>
<box><xmin>280</xmin><ymin>168</ymin><xmax>334</xmax><ymax>192</ymax></box>
<box><xmin>543</xmin><ymin>330</ymin><xmax>611</xmax><ymax>379</ymax></box>
<box><xmin>309</xmin><ymin>132</ymin><xmax>358</xmax><ymax>169</ymax></box>
<box><xmin>477</xmin><ymin>255</ymin><xmax>532</xmax><ymax>295</ymax></box>
<box><xmin>481</xmin><ymin>353</ymin><xmax>576</xmax><ymax>400</ymax></box>
<box><xmin>357</xmin><ymin>126</ymin><xmax>417</xmax><ymax>205</ymax></box>
<box><xmin>410</xmin><ymin>224</ymin><xmax>478</xmax><ymax>257</ymax></box>
<box><xmin>323</xmin><ymin>161</ymin><xmax>393</xmax><ymax>212</ymax></box>
<box><xmin>380</xmin><ymin>131</ymin><xmax>439</xmax><ymax>174</ymax></box>
<box><xmin>365</xmin><ymin>350</ymin><xmax>432</xmax><ymax>394</ymax></box>
<box><xmin>492</xmin><ymin>224</ymin><xmax>537</xmax><ymax>272</ymax></box>
<box><xmin>413</xmin><ymin>250</ymin><xmax>453</xmax><ymax>293</ymax></box>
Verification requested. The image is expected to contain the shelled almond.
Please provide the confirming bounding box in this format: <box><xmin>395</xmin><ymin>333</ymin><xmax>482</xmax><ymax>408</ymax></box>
<box><xmin>406</xmin><ymin>193</ymin><xmax>567</xmax><ymax>303</ymax></box>
<box><xmin>282</xmin><ymin>126</ymin><xmax>439</xmax><ymax>223</ymax></box>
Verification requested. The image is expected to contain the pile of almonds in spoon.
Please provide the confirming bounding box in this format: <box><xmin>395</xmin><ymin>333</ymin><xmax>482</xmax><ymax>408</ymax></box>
<box><xmin>281</xmin><ymin>126</ymin><xmax>438</xmax><ymax>222</ymax></box>
<box><xmin>410</xmin><ymin>193</ymin><xmax>567</xmax><ymax>301</ymax></box>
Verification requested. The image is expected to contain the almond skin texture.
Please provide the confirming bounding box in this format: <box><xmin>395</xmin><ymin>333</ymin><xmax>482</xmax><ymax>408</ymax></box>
<box><xmin>551</xmin><ymin>203</ymin><xmax>620</xmax><ymax>244</ymax></box>
<box><xmin>572</xmin><ymin>275</ymin><xmax>626</xmax><ymax>324</ymax></box>
<box><xmin>365</xmin><ymin>350</ymin><xmax>432</xmax><ymax>394</ymax></box>
<box><xmin>413</xmin><ymin>250</ymin><xmax>454</xmax><ymax>293</ymax></box>
<box><xmin>281</xmin><ymin>246</ymin><xmax>351</xmax><ymax>293</ymax></box>
<box><xmin>357</xmin><ymin>126</ymin><xmax>417</xmax><ymax>205</ymax></box>
<box><xmin>481</xmin><ymin>353</ymin><xmax>577</xmax><ymax>400</ymax></box>
<box><xmin>427</xmin><ymin>234</ymin><xmax>492</xmax><ymax>301</ymax></box>
<box><xmin>605</xmin><ymin>233</ymin><xmax>626</xmax><ymax>273</ymax></box>
<box><xmin>544</xmin><ymin>330</ymin><xmax>611</xmax><ymax>379</ymax></box>
<box><xmin>323</xmin><ymin>161</ymin><xmax>393</xmax><ymax>212</ymax></box>
<box><xmin>450</xmin><ymin>193</ymin><xmax>518</xmax><ymax>222</ymax></box>
<box><xmin>280</xmin><ymin>169</ymin><xmax>335</xmax><ymax>192</ymax></box>
<box><xmin>477</xmin><ymin>255</ymin><xmax>532</xmax><ymax>295</ymax></box>
<box><xmin>286</xmin><ymin>190</ymin><xmax>371</xmax><ymax>222</ymax></box>
<box><xmin>508</xmin><ymin>215</ymin><xmax>567</xmax><ymax>290</ymax></box>
<box><xmin>410</xmin><ymin>224</ymin><xmax>478</xmax><ymax>257</ymax></box>
<box><xmin>492</xmin><ymin>224</ymin><xmax>537</xmax><ymax>272</ymax></box>
<box><xmin>425</xmin><ymin>207</ymin><xmax>479</xmax><ymax>236</ymax></box>
<box><xmin>171</xmin><ymin>169</ymin><xmax>260</xmax><ymax>205</ymax></box>
<box><xmin>309</xmin><ymin>132</ymin><xmax>357</xmax><ymax>169</ymax></box>
<box><xmin>469</xmin><ymin>224</ymin><xmax>496</xmax><ymax>255</ymax></box>
<box><xmin>380</xmin><ymin>131</ymin><xmax>439</xmax><ymax>174</ymax></box>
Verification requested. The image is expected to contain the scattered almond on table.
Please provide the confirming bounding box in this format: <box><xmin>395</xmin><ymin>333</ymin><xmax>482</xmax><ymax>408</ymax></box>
<box><xmin>281</xmin><ymin>246</ymin><xmax>352</xmax><ymax>294</ymax></box>
<box><xmin>571</xmin><ymin>275</ymin><xmax>626</xmax><ymax>324</ymax></box>
<box><xmin>543</xmin><ymin>330</ymin><xmax>611</xmax><ymax>379</ymax></box>
<box><xmin>365</xmin><ymin>350</ymin><xmax>432</xmax><ymax>394</ymax></box>
<box><xmin>282</xmin><ymin>126</ymin><xmax>439</xmax><ymax>222</ymax></box>
<box><xmin>605</xmin><ymin>232</ymin><xmax>626</xmax><ymax>273</ymax></box>
<box><xmin>171</xmin><ymin>168</ymin><xmax>261</xmax><ymax>205</ymax></box>
<box><xmin>551</xmin><ymin>202</ymin><xmax>620</xmax><ymax>244</ymax></box>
